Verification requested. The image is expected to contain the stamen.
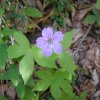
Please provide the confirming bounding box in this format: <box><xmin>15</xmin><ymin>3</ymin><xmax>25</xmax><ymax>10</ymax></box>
<box><xmin>47</xmin><ymin>38</ymin><xmax>53</xmax><ymax>44</ymax></box>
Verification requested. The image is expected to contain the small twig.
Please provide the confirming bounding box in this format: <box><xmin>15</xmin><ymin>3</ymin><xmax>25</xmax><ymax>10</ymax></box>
<box><xmin>74</xmin><ymin>25</ymin><xmax>92</xmax><ymax>54</ymax></box>
<box><xmin>36</xmin><ymin>6</ymin><xmax>55</xmax><ymax>23</ymax></box>
<box><xmin>63</xmin><ymin>16</ymin><xmax>67</xmax><ymax>32</ymax></box>
<box><xmin>34</xmin><ymin>0</ymin><xmax>44</xmax><ymax>11</ymax></box>
<box><xmin>10</xmin><ymin>36</ymin><xmax>15</xmax><ymax>45</ymax></box>
<box><xmin>1</xmin><ymin>81</ymin><xmax>4</xmax><ymax>96</ymax></box>
<box><xmin>53</xmin><ymin>20</ymin><xmax>57</xmax><ymax>30</ymax></box>
<box><xmin>73</xmin><ymin>85</ymin><xmax>81</xmax><ymax>95</ymax></box>
<box><xmin>17</xmin><ymin>0</ymin><xmax>23</xmax><ymax>9</ymax></box>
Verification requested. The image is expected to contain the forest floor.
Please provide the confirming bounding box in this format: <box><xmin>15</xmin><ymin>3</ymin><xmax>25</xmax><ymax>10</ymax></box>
<box><xmin>0</xmin><ymin>0</ymin><xmax>100</xmax><ymax>100</ymax></box>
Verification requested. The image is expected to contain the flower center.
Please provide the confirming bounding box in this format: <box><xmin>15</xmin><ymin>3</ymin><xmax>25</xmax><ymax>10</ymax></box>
<box><xmin>47</xmin><ymin>38</ymin><xmax>53</xmax><ymax>44</ymax></box>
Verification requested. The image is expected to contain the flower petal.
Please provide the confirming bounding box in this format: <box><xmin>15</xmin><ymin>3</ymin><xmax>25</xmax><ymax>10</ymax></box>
<box><xmin>53</xmin><ymin>43</ymin><xmax>62</xmax><ymax>54</ymax></box>
<box><xmin>42</xmin><ymin>44</ymin><xmax>53</xmax><ymax>57</ymax></box>
<box><xmin>53</xmin><ymin>31</ymin><xmax>63</xmax><ymax>42</ymax></box>
<box><xmin>36</xmin><ymin>37</ymin><xmax>47</xmax><ymax>48</ymax></box>
<box><xmin>42</xmin><ymin>27</ymin><xmax>53</xmax><ymax>39</ymax></box>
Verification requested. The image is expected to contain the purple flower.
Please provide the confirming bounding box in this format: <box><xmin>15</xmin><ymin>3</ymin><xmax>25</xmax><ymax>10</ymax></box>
<box><xmin>36</xmin><ymin>27</ymin><xmax>63</xmax><ymax>57</ymax></box>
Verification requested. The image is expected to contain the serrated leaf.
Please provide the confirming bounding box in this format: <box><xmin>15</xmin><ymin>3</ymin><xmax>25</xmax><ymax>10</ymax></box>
<box><xmin>61</xmin><ymin>30</ymin><xmax>74</xmax><ymax>49</ymax></box>
<box><xmin>2</xmin><ymin>27</ymin><xmax>14</xmax><ymax>36</ymax></box>
<box><xmin>34</xmin><ymin>70</ymin><xmax>52</xmax><ymax>91</ymax></box>
<box><xmin>24</xmin><ymin>87</ymin><xmax>38</xmax><ymax>100</ymax></box>
<box><xmin>84</xmin><ymin>15</ymin><xmax>96</xmax><ymax>25</ymax></box>
<box><xmin>0</xmin><ymin>43</ymin><xmax>7</xmax><ymax>68</ymax></box>
<box><xmin>60</xmin><ymin>80</ymin><xmax>72</xmax><ymax>94</ymax></box>
<box><xmin>19</xmin><ymin>50</ymin><xmax>34</xmax><ymax>84</ymax></box>
<box><xmin>13</xmin><ymin>31</ymin><xmax>30</xmax><ymax>47</ymax></box>
<box><xmin>60</xmin><ymin>91</ymin><xmax>74</xmax><ymax>100</ymax></box>
<box><xmin>8</xmin><ymin>45</ymin><xmax>28</xmax><ymax>59</ymax></box>
<box><xmin>16</xmin><ymin>82</ymin><xmax>25</xmax><ymax>98</ymax></box>
<box><xmin>2</xmin><ymin>65</ymin><xmax>19</xmax><ymax>86</ymax></box>
<box><xmin>72</xmin><ymin>92</ymin><xmax>87</xmax><ymax>100</ymax></box>
<box><xmin>26</xmin><ymin>77</ymin><xmax>35</xmax><ymax>87</ymax></box>
<box><xmin>54</xmin><ymin>69</ymin><xmax>71</xmax><ymax>80</ymax></box>
<box><xmin>35</xmin><ymin>79</ymin><xmax>50</xmax><ymax>91</ymax></box>
<box><xmin>50</xmin><ymin>80</ymin><xmax>72</xmax><ymax>100</ymax></box>
<box><xmin>59</xmin><ymin>52</ymin><xmax>77</xmax><ymax>75</ymax></box>
<box><xmin>32</xmin><ymin>45</ymin><xmax>57</xmax><ymax>68</ymax></box>
<box><xmin>8</xmin><ymin>31</ymin><xmax>30</xmax><ymax>59</ymax></box>
<box><xmin>96</xmin><ymin>0</ymin><xmax>100</xmax><ymax>9</ymax></box>
<box><xmin>50</xmin><ymin>70</ymin><xmax>73</xmax><ymax>99</ymax></box>
<box><xmin>36</xmin><ymin>69</ymin><xmax>73</xmax><ymax>99</ymax></box>
<box><xmin>22</xmin><ymin>7</ymin><xmax>43</xmax><ymax>18</ymax></box>
<box><xmin>50</xmin><ymin>83</ymin><xmax>61</xmax><ymax>99</ymax></box>
<box><xmin>36</xmin><ymin>70</ymin><xmax>53</xmax><ymax>79</ymax></box>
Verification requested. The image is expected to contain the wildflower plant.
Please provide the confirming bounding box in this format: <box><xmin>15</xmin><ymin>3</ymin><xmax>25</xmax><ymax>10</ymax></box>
<box><xmin>0</xmin><ymin>25</ymin><xmax>87</xmax><ymax>99</ymax></box>
<box><xmin>0</xmin><ymin>6</ymin><xmax>86</xmax><ymax>99</ymax></box>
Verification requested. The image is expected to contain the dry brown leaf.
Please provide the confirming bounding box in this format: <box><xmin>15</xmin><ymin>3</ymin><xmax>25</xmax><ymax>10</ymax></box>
<box><xmin>6</xmin><ymin>85</ymin><xmax>16</xmax><ymax>100</ymax></box>
<box><xmin>94</xmin><ymin>90</ymin><xmax>100</xmax><ymax>97</ymax></box>
<box><xmin>27</xmin><ymin>0</ymin><xmax>36</xmax><ymax>7</ymax></box>
<box><xmin>0</xmin><ymin>84</ymin><xmax>9</xmax><ymax>95</ymax></box>
<box><xmin>92</xmin><ymin>69</ymin><xmax>99</xmax><ymax>86</ymax></box>
<box><xmin>75</xmin><ymin>8</ymin><xmax>91</xmax><ymax>21</ymax></box>
<box><xmin>81</xmin><ymin>80</ymin><xmax>96</xmax><ymax>95</ymax></box>
<box><xmin>73</xmin><ymin>28</ymin><xmax>84</xmax><ymax>43</ymax></box>
<box><xmin>34</xmin><ymin>0</ymin><xmax>44</xmax><ymax>11</ymax></box>
<box><xmin>95</xmin><ymin>48</ymin><xmax>100</xmax><ymax>69</ymax></box>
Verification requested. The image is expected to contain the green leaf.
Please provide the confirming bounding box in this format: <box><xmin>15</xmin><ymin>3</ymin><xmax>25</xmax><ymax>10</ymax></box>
<box><xmin>96</xmin><ymin>0</ymin><xmax>100</xmax><ymax>9</ymax></box>
<box><xmin>34</xmin><ymin>70</ymin><xmax>52</xmax><ymax>91</ymax></box>
<box><xmin>0</xmin><ymin>9</ymin><xmax>5</xmax><ymax>17</ymax></box>
<box><xmin>2</xmin><ymin>65</ymin><xmax>19</xmax><ymax>86</ymax></box>
<box><xmin>5</xmin><ymin>12</ymin><xmax>25</xmax><ymax>21</ymax></box>
<box><xmin>0</xmin><ymin>43</ymin><xmax>7</xmax><ymax>68</ymax></box>
<box><xmin>36</xmin><ymin>69</ymin><xmax>73</xmax><ymax>99</ymax></box>
<box><xmin>72</xmin><ymin>92</ymin><xmax>87</xmax><ymax>100</ymax></box>
<box><xmin>16</xmin><ymin>82</ymin><xmax>25</xmax><ymax>98</ymax></box>
<box><xmin>19</xmin><ymin>50</ymin><xmax>34</xmax><ymax>84</ymax></box>
<box><xmin>2</xmin><ymin>27</ymin><xmax>14</xmax><ymax>36</ymax></box>
<box><xmin>50</xmin><ymin>83</ymin><xmax>61</xmax><ymax>99</ymax></box>
<box><xmin>95</xmin><ymin>14</ymin><xmax>100</xmax><ymax>25</ymax></box>
<box><xmin>13</xmin><ymin>31</ymin><xmax>30</xmax><ymax>47</ymax></box>
<box><xmin>8</xmin><ymin>45</ymin><xmax>28</xmax><ymax>59</ymax></box>
<box><xmin>32</xmin><ymin>45</ymin><xmax>57</xmax><ymax>68</ymax></box>
<box><xmin>8</xmin><ymin>31</ymin><xmax>34</xmax><ymax>84</ymax></box>
<box><xmin>80</xmin><ymin>92</ymin><xmax>87</xmax><ymax>100</ymax></box>
<box><xmin>0</xmin><ymin>18</ymin><xmax>2</xmax><ymax>25</ymax></box>
<box><xmin>22</xmin><ymin>7</ymin><xmax>43</xmax><ymax>18</ymax></box>
<box><xmin>61</xmin><ymin>30</ymin><xmax>74</xmax><ymax>49</ymax></box>
<box><xmin>24</xmin><ymin>87</ymin><xmax>38</xmax><ymax>100</ymax></box>
<box><xmin>0</xmin><ymin>96</ymin><xmax>8</xmax><ymax>100</ymax></box>
<box><xmin>50</xmin><ymin>80</ymin><xmax>72</xmax><ymax>100</ymax></box>
<box><xmin>84</xmin><ymin>15</ymin><xmax>96</xmax><ymax>25</ymax></box>
<box><xmin>8</xmin><ymin>31</ymin><xmax>30</xmax><ymax>59</ymax></box>
<box><xmin>59</xmin><ymin>51</ymin><xmax>77</xmax><ymax>75</ymax></box>
<box><xmin>60</xmin><ymin>91</ymin><xmax>74</xmax><ymax>100</ymax></box>
<box><xmin>26</xmin><ymin>77</ymin><xmax>35</xmax><ymax>87</ymax></box>
<box><xmin>50</xmin><ymin>70</ymin><xmax>73</xmax><ymax>99</ymax></box>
